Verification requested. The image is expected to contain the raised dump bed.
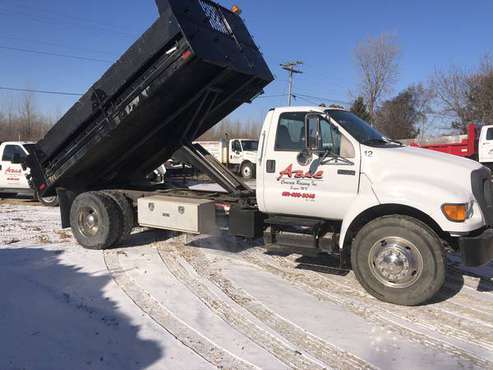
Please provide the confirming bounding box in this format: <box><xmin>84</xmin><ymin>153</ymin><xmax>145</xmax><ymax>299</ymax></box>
<box><xmin>27</xmin><ymin>0</ymin><xmax>273</xmax><ymax>196</ymax></box>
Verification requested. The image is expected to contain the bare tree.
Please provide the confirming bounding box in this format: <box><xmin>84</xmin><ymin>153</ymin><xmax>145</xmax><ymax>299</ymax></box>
<box><xmin>468</xmin><ymin>55</ymin><xmax>493</xmax><ymax>127</ymax></box>
<box><xmin>0</xmin><ymin>93</ymin><xmax>53</xmax><ymax>142</ymax></box>
<box><xmin>199</xmin><ymin>118</ymin><xmax>261</xmax><ymax>141</ymax></box>
<box><xmin>431</xmin><ymin>55</ymin><xmax>493</xmax><ymax>133</ymax></box>
<box><xmin>354</xmin><ymin>33</ymin><xmax>400</xmax><ymax>121</ymax></box>
<box><xmin>430</xmin><ymin>66</ymin><xmax>473</xmax><ymax>133</ymax></box>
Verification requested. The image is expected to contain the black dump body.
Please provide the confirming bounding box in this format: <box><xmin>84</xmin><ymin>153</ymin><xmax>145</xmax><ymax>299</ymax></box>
<box><xmin>27</xmin><ymin>0</ymin><xmax>273</xmax><ymax>196</ymax></box>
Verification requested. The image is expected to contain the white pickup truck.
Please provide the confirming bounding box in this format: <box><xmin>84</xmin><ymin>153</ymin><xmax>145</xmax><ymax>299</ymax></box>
<box><xmin>194</xmin><ymin>139</ymin><xmax>258</xmax><ymax>179</ymax></box>
<box><xmin>0</xmin><ymin>142</ymin><xmax>58</xmax><ymax>206</ymax></box>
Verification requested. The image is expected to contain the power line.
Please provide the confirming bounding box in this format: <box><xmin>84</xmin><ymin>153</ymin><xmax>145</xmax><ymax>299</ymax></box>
<box><xmin>255</xmin><ymin>94</ymin><xmax>288</xmax><ymax>99</ymax></box>
<box><xmin>293</xmin><ymin>95</ymin><xmax>319</xmax><ymax>105</ymax></box>
<box><xmin>1</xmin><ymin>34</ymin><xmax>117</xmax><ymax>57</ymax></box>
<box><xmin>0</xmin><ymin>3</ymin><xmax>135</xmax><ymax>35</ymax></box>
<box><xmin>0</xmin><ymin>45</ymin><xmax>112</xmax><ymax>63</ymax></box>
<box><xmin>0</xmin><ymin>8</ymin><xmax>136</xmax><ymax>38</ymax></box>
<box><xmin>0</xmin><ymin>86</ymin><xmax>82</xmax><ymax>97</ymax></box>
<box><xmin>295</xmin><ymin>93</ymin><xmax>351</xmax><ymax>106</ymax></box>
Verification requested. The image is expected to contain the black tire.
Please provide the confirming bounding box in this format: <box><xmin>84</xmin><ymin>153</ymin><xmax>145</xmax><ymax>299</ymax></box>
<box><xmin>240</xmin><ymin>162</ymin><xmax>255</xmax><ymax>180</ymax></box>
<box><xmin>35</xmin><ymin>191</ymin><xmax>59</xmax><ymax>207</ymax></box>
<box><xmin>70</xmin><ymin>192</ymin><xmax>123</xmax><ymax>250</ymax></box>
<box><xmin>103</xmin><ymin>191</ymin><xmax>135</xmax><ymax>245</ymax></box>
<box><xmin>351</xmin><ymin>215</ymin><xmax>445</xmax><ymax>306</ymax></box>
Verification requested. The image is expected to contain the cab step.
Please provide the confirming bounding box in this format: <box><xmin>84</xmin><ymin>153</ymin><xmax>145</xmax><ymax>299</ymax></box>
<box><xmin>264</xmin><ymin>227</ymin><xmax>336</xmax><ymax>256</ymax></box>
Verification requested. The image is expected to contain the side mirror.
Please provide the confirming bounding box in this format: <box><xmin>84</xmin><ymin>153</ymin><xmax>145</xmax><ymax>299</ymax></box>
<box><xmin>11</xmin><ymin>153</ymin><xmax>23</xmax><ymax>164</ymax></box>
<box><xmin>297</xmin><ymin>148</ymin><xmax>312</xmax><ymax>166</ymax></box>
<box><xmin>304</xmin><ymin>113</ymin><xmax>322</xmax><ymax>151</ymax></box>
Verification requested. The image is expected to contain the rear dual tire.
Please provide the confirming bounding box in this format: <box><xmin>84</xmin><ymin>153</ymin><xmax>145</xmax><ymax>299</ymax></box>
<box><xmin>70</xmin><ymin>191</ymin><xmax>134</xmax><ymax>250</ymax></box>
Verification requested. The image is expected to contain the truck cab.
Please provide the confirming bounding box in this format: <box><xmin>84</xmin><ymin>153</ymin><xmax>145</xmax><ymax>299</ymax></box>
<box><xmin>256</xmin><ymin>106</ymin><xmax>493</xmax><ymax>305</ymax></box>
<box><xmin>0</xmin><ymin>142</ymin><xmax>58</xmax><ymax>206</ymax></box>
<box><xmin>478</xmin><ymin>124</ymin><xmax>493</xmax><ymax>166</ymax></box>
<box><xmin>0</xmin><ymin>142</ymin><xmax>31</xmax><ymax>194</ymax></box>
<box><xmin>229</xmin><ymin>139</ymin><xmax>258</xmax><ymax>179</ymax></box>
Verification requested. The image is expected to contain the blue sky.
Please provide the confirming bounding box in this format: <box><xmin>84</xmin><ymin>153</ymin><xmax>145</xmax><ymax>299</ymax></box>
<box><xmin>0</xmin><ymin>0</ymin><xmax>492</xmax><ymax>124</ymax></box>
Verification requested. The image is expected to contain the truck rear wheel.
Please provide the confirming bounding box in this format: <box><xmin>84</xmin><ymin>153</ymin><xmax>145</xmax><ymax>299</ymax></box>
<box><xmin>240</xmin><ymin>162</ymin><xmax>255</xmax><ymax>179</ymax></box>
<box><xmin>35</xmin><ymin>191</ymin><xmax>59</xmax><ymax>207</ymax></box>
<box><xmin>70</xmin><ymin>192</ymin><xmax>123</xmax><ymax>250</ymax></box>
<box><xmin>351</xmin><ymin>215</ymin><xmax>445</xmax><ymax>306</ymax></box>
<box><xmin>103</xmin><ymin>191</ymin><xmax>135</xmax><ymax>244</ymax></box>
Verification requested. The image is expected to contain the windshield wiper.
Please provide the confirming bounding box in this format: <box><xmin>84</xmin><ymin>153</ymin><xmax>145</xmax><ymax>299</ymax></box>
<box><xmin>363</xmin><ymin>138</ymin><xmax>403</xmax><ymax>146</ymax></box>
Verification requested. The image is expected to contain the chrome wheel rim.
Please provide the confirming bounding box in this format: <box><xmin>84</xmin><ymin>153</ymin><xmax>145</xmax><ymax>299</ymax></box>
<box><xmin>77</xmin><ymin>207</ymin><xmax>100</xmax><ymax>237</ymax></box>
<box><xmin>42</xmin><ymin>196</ymin><xmax>57</xmax><ymax>203</ymax></box>
<box><xmin>368</xmin><ymin>236</ymin><xmax>423</xmax><ymax>289</ymax></box>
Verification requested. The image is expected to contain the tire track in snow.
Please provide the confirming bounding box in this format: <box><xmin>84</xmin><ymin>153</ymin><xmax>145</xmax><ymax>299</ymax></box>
<box><xmin>164</xmin><ymin>242</ymin><xmax>376</xmax><ymax>370</ymax></box>
<box><xmin>156</xmin><ymin>242</ymin><xmax>326</xmax><ymax>370</ymax></box>
<box><xmin>260</xmin><ymin>252</ymin><xmax>493</xmax><ymax>347</ymax></box>
<box><xmin>227</xmin><ymin>246</ymin><xmax>493</xmax><ymax>369</ymax></box>
<box><xmin>103</xmin><ymin>250</ymin><xmax>258</xmax><ymax>370</ymax></box>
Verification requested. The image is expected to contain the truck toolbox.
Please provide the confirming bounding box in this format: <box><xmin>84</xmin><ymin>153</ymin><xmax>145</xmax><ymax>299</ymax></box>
<box><xmin>27</xmin><ymin>0</ymin><xmax>273</xmax><ymax>196</ymax></box>
<box><xmin>138</xmin><ymin>196</ymin><xmax>217</xmax><ymax>234</ymax></box>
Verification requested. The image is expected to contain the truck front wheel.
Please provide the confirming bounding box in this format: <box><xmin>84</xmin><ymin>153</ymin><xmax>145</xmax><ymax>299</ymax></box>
<box><xmin>351</xmin><ymin>215</ymin><xmax>445</xmax><ymax>306</ymax></box>
<box><xmin>70</xmin><ymin>192</ymin><xmax>123</xmax><ymax>250</ymax></box>
<box><xmin>240</xmin><ymin>162</ymin><xmax>255</xmax><ymax>179</ymax></box>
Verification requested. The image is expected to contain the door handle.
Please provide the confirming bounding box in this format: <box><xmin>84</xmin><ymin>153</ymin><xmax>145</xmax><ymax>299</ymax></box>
<box><xmin>337</xmin><ymin>169</ymin><xmax>356</xmax><ymax>176</ymax></box>
<box><xmin>266</xmin><ymin>160</ymin><xmax>276</xmax><ymax>173</ymax></box>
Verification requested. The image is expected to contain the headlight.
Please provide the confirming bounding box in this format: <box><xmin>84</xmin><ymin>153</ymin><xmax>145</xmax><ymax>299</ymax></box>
<box><xmin>442</xmin><ymin>203</ymin><xmax>468</xmax><ymax>222</ymax></box>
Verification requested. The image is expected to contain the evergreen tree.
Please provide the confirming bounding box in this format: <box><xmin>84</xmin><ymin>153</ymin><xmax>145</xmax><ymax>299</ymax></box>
<box><xmin>350</xmin><ymin>96</ymin><xmax>372</xmax><ymax>122</ymax></box>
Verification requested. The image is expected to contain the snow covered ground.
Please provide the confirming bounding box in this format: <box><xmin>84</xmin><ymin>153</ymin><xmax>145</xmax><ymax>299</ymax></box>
<box><xmin>1</xmin><ymin>200</ymin><xmax>493</xmax><ymax>369</ymax></box>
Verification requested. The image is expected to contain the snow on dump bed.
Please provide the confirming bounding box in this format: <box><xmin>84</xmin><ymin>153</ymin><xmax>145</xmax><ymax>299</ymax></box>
<box><xmin>1</xmin><ymin>202</ymin><xmax>493</xmax><ymax>369</ymax></box>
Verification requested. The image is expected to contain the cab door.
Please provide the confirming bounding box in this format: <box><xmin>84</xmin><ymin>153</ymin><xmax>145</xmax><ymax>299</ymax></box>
<box><xmin>479</xmin><ymin>126</ymin><xmax>493</xmax><ymax>164</ymax></box>
<box><xmin>260</xmin><ymin>111</ymin><xmax>360</xmax><ymax>219</ymax></box>
<box><xmin>313</xmin><ymin>117</ymin><xmax>361</xmax><ymax>219</ymax></box>
<box><xmin>0</xmin><ymin>144</ymin><xmax>29</xmax><ymax>189</ymax></box>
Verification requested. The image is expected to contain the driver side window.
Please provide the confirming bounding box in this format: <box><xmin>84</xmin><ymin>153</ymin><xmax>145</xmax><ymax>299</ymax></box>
<box><xmin>2</xmin><ymin>145</ymin><xmax>26</xmax><ymax>162</ymax></box>
<box><xmin>232</xmin><ymin>140</ymin><xmax>242</xmax><ymax>152</ymax></box>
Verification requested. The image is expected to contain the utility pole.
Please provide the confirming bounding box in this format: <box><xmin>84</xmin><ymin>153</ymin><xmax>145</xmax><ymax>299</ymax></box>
<box><xmin>281</xmin><ymin>61</ymin><xmax>303</xmax><ymax>106</ymax></box>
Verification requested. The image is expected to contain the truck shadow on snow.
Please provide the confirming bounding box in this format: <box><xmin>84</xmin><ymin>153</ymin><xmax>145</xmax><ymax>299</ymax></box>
<box><xmin>0</xmin><ymin>247</ymin><xmax>162</xmax><ymax>370</ymax></box>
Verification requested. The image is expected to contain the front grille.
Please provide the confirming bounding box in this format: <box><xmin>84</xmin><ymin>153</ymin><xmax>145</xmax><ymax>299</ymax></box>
<box><xmin>471</xmin><ymin>167</ymin><xmax>493</xmax><ymax>225</ymax></box>
<box><xmin>199</xmin><ymin>0</ymin><xmax>230</xmax><ymax>35</ymax></box>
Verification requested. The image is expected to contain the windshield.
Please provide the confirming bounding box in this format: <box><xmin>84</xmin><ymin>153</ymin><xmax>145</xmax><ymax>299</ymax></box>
<box><xmin>326</xmin><ymin>110</ymin><xmax>400</xmax><ymax>147</ymax></box>
<box><xmin>241</xmin><ymin>140</ymin><xmax>259</xmax><ymax>151</ymax></box>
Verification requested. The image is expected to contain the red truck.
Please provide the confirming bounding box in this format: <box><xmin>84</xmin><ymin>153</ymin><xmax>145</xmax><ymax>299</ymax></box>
<box><xmin>403</xmin><ymin>123</ymin><xmax>493</xmax><ymax>168</ymax></box>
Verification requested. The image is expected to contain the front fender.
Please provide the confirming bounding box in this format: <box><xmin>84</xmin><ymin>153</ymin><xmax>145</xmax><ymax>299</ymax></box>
<box><xmin>374</xmin><ymin>176</ymin><xmax>483</xmax><ymax>233</ymax></box>
<box><xmin>338</xmin><ymin>174</ymin><xmax>485</xmax><ymax>249</ymax></box>
<box><xmin>339</xmin><ymin>174</ymin><xmax>379</xmax><ymax>248</ymax></box>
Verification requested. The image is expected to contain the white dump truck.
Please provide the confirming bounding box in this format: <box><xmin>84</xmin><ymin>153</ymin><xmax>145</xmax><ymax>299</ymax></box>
<box><xmin>27</xmin><ymin>0</ymin><xmax>493</xmax><ymax>306</ymax></box>
<box><xmin>194</xmin><ymin>138</ymin><xmax>258</xmax><ymax>179</ymax></box>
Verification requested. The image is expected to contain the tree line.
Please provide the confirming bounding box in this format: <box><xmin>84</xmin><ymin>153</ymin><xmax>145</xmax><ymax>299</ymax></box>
<box><xmin>351</xmin><ymin>34</ymin><xmax>493</xmax><ymax>139</ymax></box>
<box><xmin>0</xmin><ymin>94</ymin><xmax>54</xmax><ymax>142</ymax></box>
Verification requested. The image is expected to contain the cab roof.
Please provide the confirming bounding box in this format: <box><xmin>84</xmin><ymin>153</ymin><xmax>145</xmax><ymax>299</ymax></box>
<box><xmin>271</xmin><ymin>106</ymin><xmax>347</xmax><ymax>114</ymax></box>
